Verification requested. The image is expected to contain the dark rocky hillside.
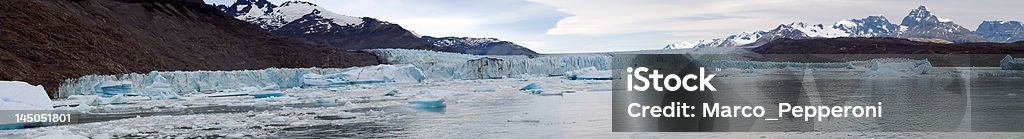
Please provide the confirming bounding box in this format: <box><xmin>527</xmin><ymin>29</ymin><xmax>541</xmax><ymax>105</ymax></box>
<box><xmin>0</xmin><ymin>0</ymin><xmax>380</xmax><ymax>97</ymax></box>
<box><xmin>752</xmin><ymin>37</ymin><xmax>1024</xmax><ymax>67</ymax></box>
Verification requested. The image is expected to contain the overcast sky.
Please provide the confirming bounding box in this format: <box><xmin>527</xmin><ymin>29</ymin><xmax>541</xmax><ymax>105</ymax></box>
<box><xmin>207</xmin><ymin>0</ymin><xmax>1024</xmax><ymax>53</ymax></box>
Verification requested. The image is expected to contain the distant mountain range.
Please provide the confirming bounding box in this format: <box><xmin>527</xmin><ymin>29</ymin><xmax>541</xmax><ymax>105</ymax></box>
<box><xmin>421</xmin><ymin>36</ymin><xmax>539</xmax><ymax>56</ymax></box>
<box><xmin>666</xmin><ymin>6</ymin><xmax>1024</xmax><ymax>49</ymax></box>
<box><xmin>216</xmin><ymin>0</ymin><xmax>537</xmax><ymax>56</ymax></box>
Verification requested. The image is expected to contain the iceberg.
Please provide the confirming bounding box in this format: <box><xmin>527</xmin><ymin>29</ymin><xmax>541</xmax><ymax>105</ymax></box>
<box><xmin>251</xmin><ymin>92</ymin><xmax>285</xmax><ymax>98</ymax></box>
<box><xmin>863</xmin><ymin>58</ymin><xmax>932</xmax><ymax>77</ymax></box>
<box><xmin>385</xmin><ymin>89</ymin><xmax>400</xmax><ymax>96</ymax></box>
<box><xmin>564</xmin><ymin>67</ymin><xmax>613</xmax><ymax>80</ymax></box>
<box><xmin>0</xmin><ymin>81</ymin><xmax>53</xmax><ymax>111</ymax></box>
<box><xmin>93</xmin><ymin>80</ymin><xmax>133</xmax><ymax>97</ymax></box>
<box><xmin>520</xmin><ymin>83</ymin><xmax>541</xmax><ymax>91</ymax></box>
<box><xmin>472</xmin><ymin>88</ymin><xmax>496</xmax><ymax>92</ymax></box>
<box><xmin>1002</xmin><ymin>55</ymin><xmax>1024</xmax><ymax>70</ymax></box>
<box><xmin>408</xmin><ymin>95</ymin><xmax>446</xmax><ymax>108</ymax></box>
<box><xmin>529</xmin><ymin>90</ymin><xmax>563</xmax><ymax>96</ymax></box>
<box><xmin>0</xmin><ymin>81</ymin><xmax>55</xmax><ymax>129</ymax></box>
<box><xmin>109</xmin><ymin>95</ymin><xmax>129</xmax><ymax>105</ymax></box>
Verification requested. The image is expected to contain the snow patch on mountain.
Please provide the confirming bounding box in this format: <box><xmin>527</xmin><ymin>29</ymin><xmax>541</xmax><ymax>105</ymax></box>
<box><xmin>219</xmin><ymin>0</ymin><xmax>364</xmax><ymax>30</ymax></box>
<box><xmin>668</xmin><ymin>5</ymin><xmax>996</xmax><ymax>49</ymax></box>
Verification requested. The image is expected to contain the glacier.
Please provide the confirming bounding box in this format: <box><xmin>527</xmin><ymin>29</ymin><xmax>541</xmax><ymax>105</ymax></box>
<box><xmin>564</xmin><ymin>67</ymin><xmax>613</xmax><ymax>80</ymax></box>
<box><xmin>142</xmin><ymin>74</ymin><xmax>179</xmax><ymax>100</ymax></box>
<box><xmin>58</xmin><ymin>48</ymin><xmax>940</xmax><ymax>100</ymax></box>
<box><xmin>369</xmin><ymin>49</ymin><xmax>612</xmax><ymax>79</ymax></box>
<box><xmin>685</xmin><ymin>57</ymin><xmax>932</xmax><ymax>77</ymax></box>
<box><xmin>301</xmin><ymin>64</ymin><xmax>425</xmax><ymax>86</ymax></box>
<box><xmin>1001</xmin><ymin>55</ymin><xmax>1024</xmax><ymax>70</ymax></box>
<box><xmin>58</xmin><ymin>65</ymin><xmax>423</xmax><ymax>98</ymax></box>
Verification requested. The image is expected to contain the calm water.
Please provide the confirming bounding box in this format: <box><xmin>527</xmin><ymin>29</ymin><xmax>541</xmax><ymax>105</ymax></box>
<box><xmin>15</xmin><ymin>69</ymin><xmax>1024</xmax><ymax>138</ymax></box>
<box><xmin>271</xmin><ymin>69</ymin><xmax>1024</xmax><ymax>138</ymax></box>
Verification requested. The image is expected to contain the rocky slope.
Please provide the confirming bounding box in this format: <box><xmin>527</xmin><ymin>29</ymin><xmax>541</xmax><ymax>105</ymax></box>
<box><xmin>753</xmin><ymin>37</ymin><xmax>1024</xmax><ymax>54</ymax></box>
<box><xmin>0</xmin><ymin>0</ymin><xmax>380</xmax><ymax>97</ymax></box>
<box><xmin>976</xmin><ymin>21</ymin><xmax>1024</xmax><ymax>43</ymax></box>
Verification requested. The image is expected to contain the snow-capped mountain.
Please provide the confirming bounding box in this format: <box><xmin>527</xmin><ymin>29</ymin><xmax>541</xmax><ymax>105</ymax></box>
<box><xmin>669</xmin><ymin>5</ymin><xmax>1005</xmax><ymax>49</ymax></box>
<box><xmin>895</xmin><ymin>6</ymin><xmax>986</xmax><ymax>42</ymax></box>
<box><xmin>217</xmin><ymin>0</ymin><xmax>443</xmax><ymax>51</ymax></box>
<box><xmin>834</xmin><ymin>15</ymin><xmax>901</xmax><ymax>37</ymax></box>
<box><xmin>218</xmin><ymin>0</ymin><xmax>362</xmax><ymax>30</ymax></box>
<box><xmin>664</xmin><ymin>31</ymin><xmax>767</xmax><ymax>49</ymax></box>
<box><xmin>976</xmin><ymin>21</ymin><xmax>1024</xmax><ymax>43</ymax></box>
<box><xmin>421</xmin><ymin>36</ymin><xmax>539</xmax><ymax>56</ymax></box>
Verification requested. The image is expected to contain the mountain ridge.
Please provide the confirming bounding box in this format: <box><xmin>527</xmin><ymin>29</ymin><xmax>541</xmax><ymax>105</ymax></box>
<box><xmin>421</xmin><ymin>36</ymin><xmax>539</xmax><ymax>56</ymax></box>
<box><xmin>666</xmin><ymin>5</ymin><xmax>1019</xmax><ymax>49</ymax></box>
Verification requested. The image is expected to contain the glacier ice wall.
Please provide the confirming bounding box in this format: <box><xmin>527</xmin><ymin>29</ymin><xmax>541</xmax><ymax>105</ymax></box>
<box><xmin>370</xmin><ymin>49</ymin><xmax>612</xmax><ymax>79</ymax></box>
<box><xmin>57</xmin><ymin>67</ymin><xmax>381</xmax><ymax>98</ymax></box>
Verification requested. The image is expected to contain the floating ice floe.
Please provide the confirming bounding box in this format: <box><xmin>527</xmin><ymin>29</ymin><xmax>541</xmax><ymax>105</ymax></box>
<box><xmin>863</xmin><ymin>58</ymin><xmax>932</xmax><ymax>77</ymax></box>
<box><xmin>564</xmin><ymin>67</ymin><xmax>612</xmax><ymax>80</ymax></box>
<box><xmin>302</xmin><ymin>64</ymin><xmax>426</xmax><ymax>86</ymax></box>
<box><xmin>0</xmin><ymin>81</ymin><xmax>55</xmax><ymax>129</ymax></box>
<box><xmin>1002</xmin><ymin>55</ymin><xmax>1024</xmax><ymax>70</ymax></box>
<box><xmin>408</xmin><ymin>95</ymin><xmax>446</xmax><ymax>108</ymax></box>
<box><xmin>520</xmin><ymin>83</ymin><xmax>541</xmax><ymax>91</ymax></box>
<box><xmin>529</xmin><ymin>90</ymin><xmax>564</xmax><ymax>96</ymax></box>
<box><xmin>250</xmin><ymin>92</ymin><xmax>285</xmax><ymax>98</ymax></box>
<box><xmin>109</xmin><ymin>95</ymin><xmax>129</xmax><ymax>105</ymax></box>
<box><xmin>472</xmin><ymin>88</ymin><xmax>496</xmax><ymax>92</ymax></box>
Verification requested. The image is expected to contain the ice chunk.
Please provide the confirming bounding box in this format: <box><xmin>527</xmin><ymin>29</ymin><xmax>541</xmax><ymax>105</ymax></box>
<box><xmin>529</xmin><ymin>90</ymin><xmax>563</xmax><ymax>96</ymax></box>
<box><xmin>301</xmin><ymin>74</ymin><xmax>330</xmax><ymax>86</ymax></box>
<box><xmin>472</xmin><ymin>88</ymin><xmax>496</xmax><ymax>92</ymax></box>
<box><xmin>845</xmin><ymin>63</ymin><xmax>857</xmax><ymax>69</ymax></box>
<box><xmin>143</xmin><ymin>74</ymin><xmax>179</xmax><ymax>100</ymax></box>
<box><xmin>109</xmin><ymin>95</ymin><xmax>129</xmax><ymax>105</ymax></box>
<box><xmin>93</xmin><ymin>80</ymin><xmax>133</xmax><ymax>97</ymax></box>
<box><xmin>863</xmin><ymin>58</ymin><xmax>932</xmax><ymax>77</ymax></box>
<box><xmin>74</xmin><ymin>103</ymin><xmax>92</xmax><ymax>113</ymax></box>
<box><xmin>385</xmin><ymin>89</ymin><xmax>400</xmax><ymax>96</ymax></box>
<box><xmin>0</xmin><ymin>81</ymin><xmax>54</xmax><ymax>111</ymax></box>
<box><xmin>408</xmin><ymin>95</ymin><xmax>446</xmax><ymax>108</ymax></box>
<box><xmin>564</xmin><ymin>67</ymin><xmax>613</xmax><ymax>80</ymax></box>
<box><xmin>260</xmin><ymin>83</ymin><xmax>280</xmax><ymax>91</ymax></box>
<box><xmin>315</xmin><ymin>98</ymin><xmax>337</xmax><ymax>104</ymax></box>
<box><xmin>0</xmin><ymin>81</ymin><xmax>54</xmax><ymax>129</ymax></box>
<box><xmin>251</xmin><ymin>92</ymin><xmax>285</xmax><ymax>98</ymax></box>
<box><xmin>28</xmin><ymin>130</ymin><xmax>88</xmax><ymax>139</ymax></box>
<box><xmin>520</xmin><ymin>83</ymin><xmax>541</xmax><ymax>90</ymax></box>
<box><xmin>1002</xmin><ymin>55</ymin><xmax>1024</xmax><ymax>70</ymax></box>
